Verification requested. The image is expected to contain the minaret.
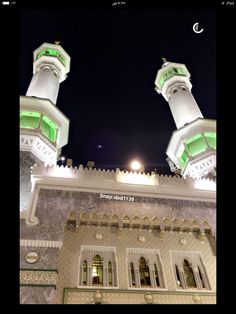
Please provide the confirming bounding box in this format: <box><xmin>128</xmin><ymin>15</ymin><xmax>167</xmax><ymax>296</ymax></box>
<box><xmin>26</xmin><ymin>41</ymin><xmax>70</xmax><ymax>104</ymax></box>
<box><xmin>20</xmin><ymin>42</ymin><xmax>70</xmax><ymax>212</ymax></box>
<box><xmin>154</xmin><ymin>58</ymin><xmax>216</xmax><ymax>179</ymax></box>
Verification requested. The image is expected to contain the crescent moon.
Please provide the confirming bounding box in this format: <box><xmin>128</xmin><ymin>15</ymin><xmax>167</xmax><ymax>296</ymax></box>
<box><xmin>193</xmin><ymin>22</ymin><xmax>204</xmax><ymax>34</ymax></box>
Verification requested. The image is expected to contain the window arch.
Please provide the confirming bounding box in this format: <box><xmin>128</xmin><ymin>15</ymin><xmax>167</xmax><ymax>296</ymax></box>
<box><xmin>183</xmin><ymin>259</ymin><xmax>197</xmax><ymax>288</ymax></box>
<box><xmin>173</xmin><ymin>88</ymin><xmax>178</xmax><ymax>94</ymax></box>
<box><xmin>82</xmin><ymin>260</ymin><xmax>87</xmax><ymax>285</ymax></box>
<box><xmin>175</xmin><ymin>265</ymin><xmax>182</xmax><ymax>288</ymax></box>
<box><xmin>139</xmin><ymin>257</ymin><xmax>151</xmax><ymax>287</ymax></box>
<box><xmin>92</xmin><ymin>255</ymin><xmax>103</xmax><ymax>286</ymax></box>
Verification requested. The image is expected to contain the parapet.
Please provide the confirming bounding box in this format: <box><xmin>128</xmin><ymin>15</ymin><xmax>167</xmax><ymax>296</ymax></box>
<box><xmin>31</xmin><ymin>164</ymin><xmax>216</xmax><ymax>201</ymax></box>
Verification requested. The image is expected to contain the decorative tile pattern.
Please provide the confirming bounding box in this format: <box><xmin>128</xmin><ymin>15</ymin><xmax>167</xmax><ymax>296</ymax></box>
<box><xmin>55</xmin><ymin>225</ymin><xmax>216</xmax><ymax>304</ymax></box>
<box><xmin>64</xmin><ymin>289</ymin><xmax>216</xmax><ymax>304</ymax></box>
<box><xmin>20</xmin><ymin>269</ymin><xmax>57</xmax><ymax>286</ymax></box>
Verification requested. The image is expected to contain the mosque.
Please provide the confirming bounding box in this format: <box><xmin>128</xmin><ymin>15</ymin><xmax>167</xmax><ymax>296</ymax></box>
<box><xmin>20</xmin><ymin>42</ymin><xmax>216</xmax><ymax>304</ymax></box>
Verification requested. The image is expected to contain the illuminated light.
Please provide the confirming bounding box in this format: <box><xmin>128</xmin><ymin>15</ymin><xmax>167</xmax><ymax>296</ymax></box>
<box><xmin>49</xmin><ymin>165</ymin><xmax>74</xmax><ymax>178</ymax></box>
<box><xmin>186</xmin><ymin>134</ymin><xmax>207</xmax><ymax>157</ymax></box>
<box><xmin>194</xmin><ymin>178</ymin><xmax>216</xmax><ymax>191</ymax></box>
<box><xmin>20</xmin><ymin>111</ymin><xmax>58</xmax><ymax>143</ymax></box>
<box><xmin>117</xmin><ymin>171</ymin><xmax>155</xmax><ymax>186</ymax></box>
<box><xmin>159</xmin><ymin>66</ymin><xmax>186</xmax><ymax>88</ymax></box>
<box><xmin>61</xmin><ymin>156</ymin><xmax>65</xmax><ymax>161</ymax></box>
<box><xmin>36</xmin><ymin>48</ymin><xmax>66</xmax><ymax>66</ymax></box>
<box><xmin>179</xmin><ymin>149</ymin><xmax>189</xmax><ymax>170</ymax></box>
<box><xmin>20</xmin><ymin>111</ymin><xmax>41</xmax><ymax>129</ymax></box>
<box><xmin>41</xmin><ymin>116</ymin><xmax>57</xmax><ymax>142</ymax></box>
<box><xmin>178</xmin><ymin>132</ymin><xmax>216</xmax><ymax>170</ymax></box>
<box><xmin>204</xmin><ymin>132</ymin><xmax>216</xmax><ymax>149</ymax></box>
<box><xmin>130</xmin><ymin>160</ymin><xmax>142</xmax><ymax>171</ymax></box>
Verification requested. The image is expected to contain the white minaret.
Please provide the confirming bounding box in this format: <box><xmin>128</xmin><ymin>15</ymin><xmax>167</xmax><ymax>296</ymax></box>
<box><xmin>155</xmin><ymin>58</ymin><xmax>203</xmax><ymax>129</ymax></box>
<box><xmin>20</xmin><ymin>42</ymin><xmax>70</xmax><ymax>213</ymax></box>
<box><xmin>26</xmin><ymin>42</ymin><xmax>70</xmax><ymax>104</ymax></box>
<box><xmin>154</xmin><ymin>58</ymin><xmax>216</xmax><ymax>179</ymax></box>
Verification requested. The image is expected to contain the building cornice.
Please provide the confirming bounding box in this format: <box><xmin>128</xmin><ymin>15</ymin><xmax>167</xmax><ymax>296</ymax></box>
<box><xmin>31</xmin><ymin>165</ymin><xmax>216</xmax><ymax>203</ymax></box>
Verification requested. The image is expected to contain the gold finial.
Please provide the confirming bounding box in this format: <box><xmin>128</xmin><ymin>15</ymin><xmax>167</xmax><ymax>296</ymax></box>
<box><xmin>162</xmin><ymin>57</ymin><xmax>167</xmax><ymax>64</ymax></box>
<box><xmin>54</xmin><ymin>41</ymin><xmax>60</xmax><ymax>45</ymax></box>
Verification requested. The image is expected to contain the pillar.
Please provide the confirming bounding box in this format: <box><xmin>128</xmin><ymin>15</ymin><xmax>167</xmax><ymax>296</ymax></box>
<box><xmin>193</xmin><ymin>267</ymin><xmax>202</xmax><ymax>289</ymax></box>
<box><xmin>87</xmin><ymin>261</ymin><xmax>93</xmax><ymax>286</ymax></box>
<box><xmin>178</xmin><ymin>267</ymin><xmax>187</xmax><ymax>289</ymax></box>
<box><xmin>134</xmin><ymin>263</ymin><xmax>141</xmax><ymax>287</ymax></box>
<box><xmin>148</xmin><ymin>264</ymin><xmax>156</xmax><ymax>287</ymax></box>
<box><xmin>103</xmin><ymin>262</ymin><xmax>108</xmax><ymax>287</ymax></box>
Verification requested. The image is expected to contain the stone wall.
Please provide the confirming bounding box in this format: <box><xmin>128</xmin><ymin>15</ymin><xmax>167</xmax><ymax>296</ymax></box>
<box><xmin>20</xmin><ymin>247</ymin><xmax>59</xmax><ymax>270</ymax></box>
<box><xmin>55</xmin><ymin>224</ymin><xmax>216</xmax><ymax>304</ymax></box>
<box><xmin>21</xmin><ymin>189</ymin><xmax>216</xmax><ymax>241</ymax></box>
<box><xmin>20</xmin><ymin>151</ymin><xmax>43</xmax><ymax>212</ymax></box>
<box><xmin>64</xmin><ymin>289</ymin><xmax>216</xmax><ymax>304</ymax></box>
<box><xmin>20</xmin><ymin>286</ymin><xmax>56</xmax><ymax>304</ymax></box>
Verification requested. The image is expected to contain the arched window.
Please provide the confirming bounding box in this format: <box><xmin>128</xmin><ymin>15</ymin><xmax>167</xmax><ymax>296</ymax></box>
<box><xmin>198</xmin><ymin>267</ymin><xmax>205</xmax><ymax>289</ymax></box>
<box><xmin>173</xmin><ymin>88</ymin><xmax>178</xmax><ymax>94</ymax></box>
<box><xmin>92</xmin><ymin>255</ymin><xmax>103</xmax><ymax>286</ymax></box>
<box><xmin>175</xmin><ymin>265</ymin><xmax>182</xmax><ymax>288</ymax></box>
<box><xmin>130</xmin><ymin>262</ymin><xmax>136</xmax><ymax>286</ymax></box>
<box><xmin>82</xmin><ymin>260</ymin><xmax>87</xmax><ymax>285</ymax></box>
<box><xmin>139</xmin><ymin>257</ymin><xmax>151</xmax><ymax>287</ymax></box>
<box><xmin>154</xmin><ymin>264</ymin><xmax>160</xmax><ymax>287</ymax></box>
<box><xmin>183</xmin><ymin>259</ymin><xmax>197</xmax><ymax>288</ymax></box>
<box><xmin>108</xmin><ymin>261</ymin><xmax>113</xmax><ymax>286</ymax></box>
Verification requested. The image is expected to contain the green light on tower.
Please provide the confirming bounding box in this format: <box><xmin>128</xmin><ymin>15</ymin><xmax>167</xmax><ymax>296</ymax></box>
<box><xmin>36</xmin><ymin>48</ymin><xmax>66</xmax><ymax>66</ymax></box>
<box><xmin>41</xmin><ymin>116</ymin><xmax>57</xmax><ymax>142</ymax></box>
<box><xmin>158</xmin><ymin>67</ymin><xmax>186</xmax><ymax>89</ymax></box>
<box><xmin>20</xmin><ymin>111</ymin><xmax>58</xmax><ymax>142</ymax></box>
<box><xmin>20</xmin><ymin>111</ymin><xmax>40</xmax><ymax>129</ymax></box>
<box><xmin>178</xmin><ymin>132</ymin><xmax>216</xmax><ymax>170</ymax></box>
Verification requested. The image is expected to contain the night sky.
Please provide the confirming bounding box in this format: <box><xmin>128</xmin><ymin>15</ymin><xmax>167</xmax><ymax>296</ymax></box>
<box><xmin>20</xmin><ymin>8</ymin><xmax>216</xmax><ymax>174</ymax></box>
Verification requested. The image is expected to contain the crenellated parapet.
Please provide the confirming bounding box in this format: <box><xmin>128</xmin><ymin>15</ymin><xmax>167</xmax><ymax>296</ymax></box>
<box><xmin>31</xmin><ymin>164</ymin><xmax>216</xmax><ymax>194</ymax></box>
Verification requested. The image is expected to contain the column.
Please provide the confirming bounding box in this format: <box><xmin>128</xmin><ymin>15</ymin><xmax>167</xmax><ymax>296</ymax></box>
<box><xmin>201</xmin><ymin>132</ymin><xmax>210</xmax><ymax>148</ymax></box>
<box><xmin>184</xmin><ymin>142</ymin><xmax>191</xmax><ymax>158</ymax></box>
<box><xmin>134</xmin><ymin>263</ymin><xmax>141</xmax><ymax>287</ymax></box>
<box><xmin>103</xmin><ymin>262</ymin><xmax>108</xmax><ymax>287</ymax></box>
<box><xmin>54</xmin><ymin>128</ymin><xmax>59</xmax><ymax>144</ymax></box>
<box><xmin>178</xmin><ymin>267</ymin><xmax>187</xmax><ymax>289</ymax></box>
<box><xmin>111</xmin><ymin>264</ymin><xmax>115</xmax><ymax>286</ymax></box>
<box><xmin>37</xmin><ymin>113</ymin><xmax>43</xmax><ymax>130</ymax></box>
<box><xmin>156</xmin><ymin>266</ymin><xmax>163</xmax><ymax>288</ymax></box>
<box><xmin>128</xmin><ymin>264</ymin><xmax>132</xmax><ymax>287</ymax></box>
<box><xmin>80</xmin><ymin>265</ymin><xmax>83</xmax><ymax>286</ymax></box>
<box><xmin>148</xmin><ymin>264</ymin><xmax>156</xmax><ymax>287</ymax></box>
<box><xmin>87</xmin><ymin>261</ymin><xmax>93</xmax><ymax>286</ymax></box>
<box><xmin>193</xmin><ymin>267</ymin><xmax>202</xmax><ymax>289</ymax></box>
<box><xmin>201</xmin><ymin>272</ymin><xmax>210</xmax><ymax>290</ymax></box>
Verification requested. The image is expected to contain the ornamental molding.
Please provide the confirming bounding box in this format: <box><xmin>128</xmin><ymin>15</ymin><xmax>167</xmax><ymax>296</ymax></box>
<box><xmin>20</xmin><ymin>239</ymin><xmax>63</xmax><ymax>249</ymax></box>
<box><xmin>127</xmin><ymin>248</ymin><xmax>160</xmax><ymax>255</ymax></box>
<box><xmin>81</xmin><ymin>245</ymin><xmax>116</xmax><ymax>253</ymax></box>
<box><xmin>30</xmin><ymin>164</ymin><xmax>216</xmax><ymax>199</ymax></box>
<box><xmin>20</xmin><ymin>269</ymin><xmax>57</xmax><ymax>286</ymax></box>
<box><xmin>170</xmin><ymin>250</ymin><xmax>202</xmax><ymax>259</ymax></box>
<box><xmin>20</xmin><ymin>133</ymin><xmax>57</xmax><ymax>166</ymax></box>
